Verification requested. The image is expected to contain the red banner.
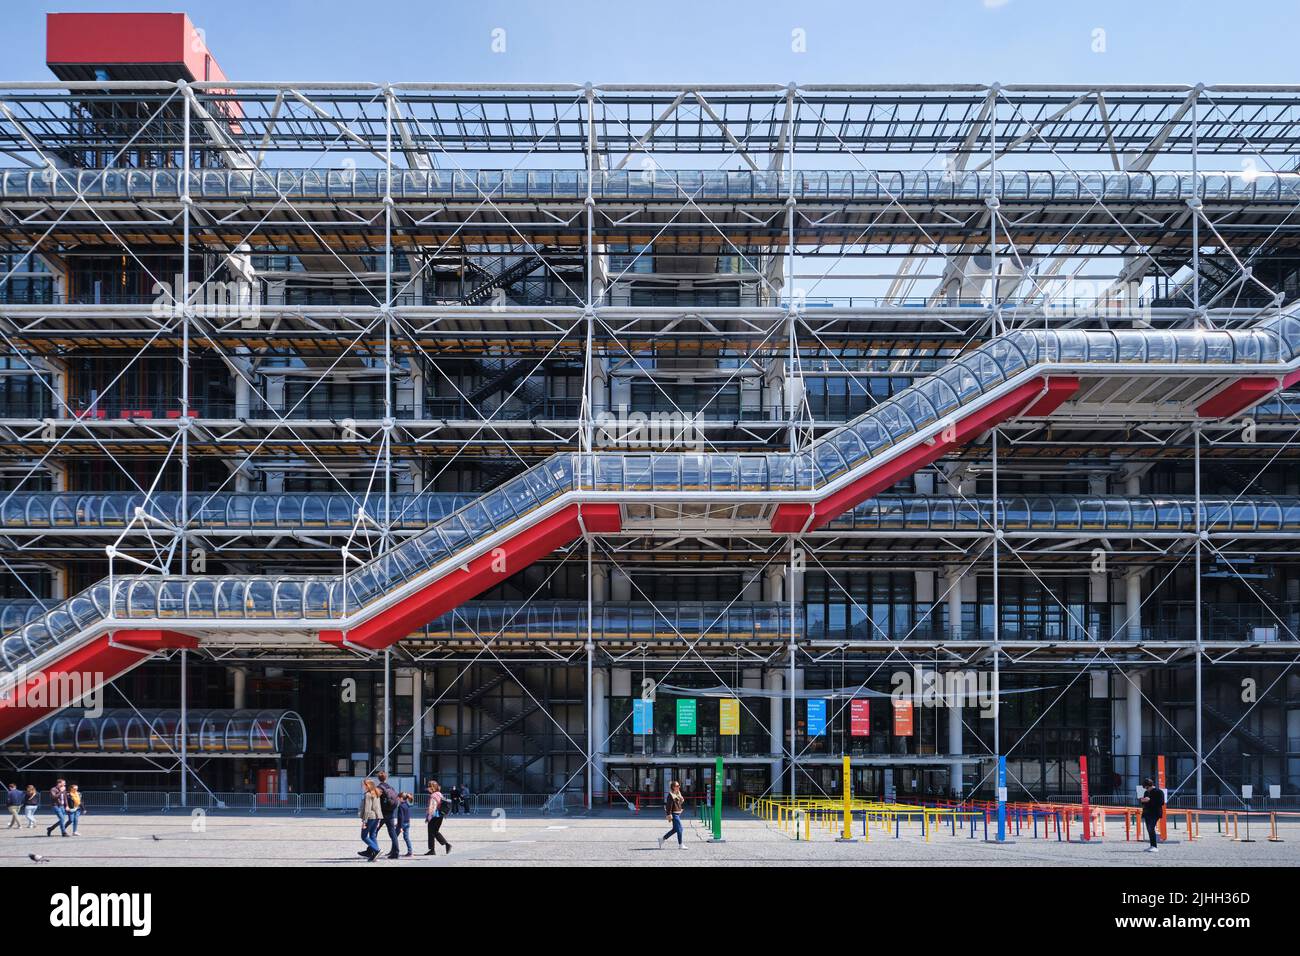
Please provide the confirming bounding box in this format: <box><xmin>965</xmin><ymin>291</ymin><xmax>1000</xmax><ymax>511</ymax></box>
<box><xmin>1080</xmin><ymin>755</ymin><xmax>1091</xmax><ymax>841</ymax></box>
<box><xmin>892</xmin><ymin>699</ymin><xmax>914</xmax><ymax>736</ymax></box>
<box><xmin>1157</xmin><ymin>754</ymin><xmax>1168</xmax><ymax>840</ymax></box>
<box><xmin>850</xmin><ymin>699</ymin><xmax>870</xmax><ymax>736</ymax></box>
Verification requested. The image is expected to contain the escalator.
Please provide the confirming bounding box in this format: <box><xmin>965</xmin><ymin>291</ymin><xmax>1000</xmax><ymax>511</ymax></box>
<box><xmin>4</xmin><ymin>317</ymin><xmax>1300</xmax><ymax>740</ymax></box>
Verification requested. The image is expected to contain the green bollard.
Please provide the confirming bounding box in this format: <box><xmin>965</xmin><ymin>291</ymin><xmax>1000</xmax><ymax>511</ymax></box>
<box><xmin>711</xmin><ymin>756</ymin><xmax>725</xmax><ymax>842</ymax></box>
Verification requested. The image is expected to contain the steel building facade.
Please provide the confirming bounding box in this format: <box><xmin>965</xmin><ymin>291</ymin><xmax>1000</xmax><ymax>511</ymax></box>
<box><xmin>1</xmin><ymin>13</ymin><xmax>1300</xmax><ymax>806</ymax></box>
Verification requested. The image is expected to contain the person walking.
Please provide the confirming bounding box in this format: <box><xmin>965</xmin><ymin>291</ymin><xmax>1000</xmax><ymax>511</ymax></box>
<box><xmin>66</xmin><ymin>785</ymin><xmax>83</xmax><ymax>835</ymax></box>
<box><xmin>1140</xmin><ymin>777</ymin><xmax>1165</xmax><ymax>853</ymax></box>
<box><xmin>396</xmin><ymin>792</ymin><xmax>413</xmax><ymax>857</ymax></box>
<box><xmin>375</xmin><ymin>770</ymin><xmax>402</xmax><ymax>860</ymax></box>
<box><xmin>5</xmin><ymin>783</ymin><xmax>21</xmax><ymax>829</ymax></box>
<box><xmin>21</xmin><ymin>786</ymin><xmax>38</xmax><ymax>828</ymax></box>
<box><xmin>658</xmin><ymin>780</ymin><xmax>687</xmax><ymax>850</ymax></box>
<box><xmin>45</xmin><ymin>779</ymin><xmax>69</xmax><ymax>838</ymax></box>
<box><xmin>358</xmin><ymin>778</ymin><xmax>382</xmax><ymax>862</ymax></box>
<box><xmin>424</xmin><ymin>780</ymin><xmax>452</xmax><ymax>855</ymax></box>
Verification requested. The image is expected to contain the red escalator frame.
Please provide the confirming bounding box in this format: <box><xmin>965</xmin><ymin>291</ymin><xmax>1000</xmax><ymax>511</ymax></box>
<box><xmin>320</xmin><ymin>502</ymin><xmax>621</xmax><ymax>651</ymax></box>
<box><xmin>771</xmin><ymin>376</ymin><xmax>1080</xmax><ymax>534</ymax></box>
<box><xmin>0</xmin><ymin>629</ymin><xmax>196</xmax><ymax>742</ymax></box>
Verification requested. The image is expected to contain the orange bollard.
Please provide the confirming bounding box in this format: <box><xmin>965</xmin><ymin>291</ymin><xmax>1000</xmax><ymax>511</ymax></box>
<box><xmin>1269</xmin><ymin>812</ymin><xmax>1283</xmax><ymax>843</ymax></box>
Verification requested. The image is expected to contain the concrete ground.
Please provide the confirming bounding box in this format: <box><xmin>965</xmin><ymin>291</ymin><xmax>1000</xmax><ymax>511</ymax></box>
<box><xmin>2</xmin><ymin>809</ymin><xmax>1298</xmax><ymax>866</ymax></box>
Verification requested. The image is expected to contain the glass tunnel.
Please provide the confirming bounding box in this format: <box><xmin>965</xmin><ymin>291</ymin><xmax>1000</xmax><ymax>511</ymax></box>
<box><xmin>2</xmin><ymin>708</ymin><xmax>306</xmax><ymax>756</ymax></box>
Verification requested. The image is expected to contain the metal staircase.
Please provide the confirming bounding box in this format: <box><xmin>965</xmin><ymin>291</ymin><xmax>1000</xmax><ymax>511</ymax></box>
<box><xmin>461</xmin><ymin>254</ymin><xmax>543</xmax><ymax>306</ymax></box>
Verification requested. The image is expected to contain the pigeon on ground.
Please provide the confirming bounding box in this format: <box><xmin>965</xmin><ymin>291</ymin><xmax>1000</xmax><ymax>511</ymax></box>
<box><xmin>28</xmin><ymin>853</ymin><xmax>48</xmax><ymax>863</ymax></box>
<box><xmin>151</xmin><ymin>835</ymin><xmax>161</xmax><ymax>842</ymax></box>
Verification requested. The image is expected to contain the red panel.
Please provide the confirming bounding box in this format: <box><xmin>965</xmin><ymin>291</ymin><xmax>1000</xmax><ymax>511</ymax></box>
<box><xmin>1021</xmin><ymin>376</ymin><xmax>1080</xmax><ymax>417</ymax></box>
<box><xmin>113</xmin><ymin>629</ymin><xmax>198</xmax><ymax>651</ymax></box>
<box><xmin>579</xmin><ymin>503</ymin><xmax>622</xmax><ymax>533</ymax></box>
<box><xmin>771</xmin><ymin>502</ymin><xmax>813</xmax><ymax>534</ymax></box>
<box><xmin>1196</xmin><ymin>376</ymin><xmax>1279</xmax><ymax>419</ymax></box>
<box><xmin>0</xmin><ymin>633</ymin><xmax>152</xmax><ymax>742</ymax></box>
<box><xmin>771</xmin><ymin>377</ymin><xmax>1049</xmax><ymax>533</ymax></box>
<box><xmin>321</xmin><ymin>503</ymin><xmax>597</xmax><ymax>651</ymax></box>
<box><xmin>47</xmin><ymin>13</ymin><xmax>231</xmax><ymax>85</ymax></box>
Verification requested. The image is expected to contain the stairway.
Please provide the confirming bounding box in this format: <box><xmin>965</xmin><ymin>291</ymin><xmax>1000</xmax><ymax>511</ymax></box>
<box><xmin>461</xmin><ymin>254</ymin><xmax>542</xmax><ymax>306</ymax></box>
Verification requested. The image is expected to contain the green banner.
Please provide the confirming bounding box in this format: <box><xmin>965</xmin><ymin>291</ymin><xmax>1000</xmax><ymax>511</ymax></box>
<box><xmin>675</xmin><ymin>698</ymin><xmax>697</xmax><ymax>735</ymax></box>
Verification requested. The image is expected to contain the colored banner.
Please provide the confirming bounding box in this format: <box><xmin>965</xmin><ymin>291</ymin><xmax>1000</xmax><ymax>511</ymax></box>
<box><xmin>632</xmin><ymin>699</ymin><xmax>653</xmax><ymax>735</ymax></box>
<box><xmin>1157</xmin><ymin>754</ymin><xmax>1168</xmax><ymax>840</ymax></box>
<box><xmin>807</xmin><ymin>698</ymin><xmax>827</xmax><ymax>736</ymax></box>
<box><xmin>849</xmin><ymin>699</ymin><xmax>870</xmax><ymax>736</ymax></box>
<box><xmin>675</xmin><ymin>698</ymin><xmax>697</xmax><ymax>735</ymax></box>
<box><xmin>1080</xmin><ymin>755</ymin><xmax>1091</xmax><ymax>841</ymax></box>
<box><xmin>892</xmin><ymin>699</ymin><xmax>914</xmax><ymax>736</ymax></box>
<box><xmin>996</xmin><ymin>755</ymin><xmax>1007</xmax><ymax>841</ymax></box>
<box><xmin>719</xmin><ymin>698</ymin><xmax>740</xmax><ymax>736</ymax></box>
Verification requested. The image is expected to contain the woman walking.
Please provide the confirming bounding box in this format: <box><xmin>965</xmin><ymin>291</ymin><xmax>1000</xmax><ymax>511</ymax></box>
<box><xmin>658</xmin><ymin>780</ymin><xmax>687</xmax><ymax>849</ymax></box>
<box><xmin>424</xmin><ymin>780</ymin><xmax>452</xmax><ymax>855</ymax></box>
<box><xmin>396</xmin><ymin>792</ymin><xmax>413</xmax><ymax>857</ymax></box>
<box><xmin>21</xmin><ymin>786</ymin><xmax>37</xmax><ymax>828</ymax></box>
<box><xmin>67</xmin><ymin>785</ymin><xmax>83</xmax><ymax>835</ymax></box>
<box><xmin>358</xmin><ymin>778</ymin><xmax>382</xmax><ymax>861</ymax></box>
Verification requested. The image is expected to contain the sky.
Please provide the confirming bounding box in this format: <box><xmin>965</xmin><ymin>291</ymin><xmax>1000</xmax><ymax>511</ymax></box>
<box><xmin>3</xmin><ymin>0</ymin><xmax>1298</xmax><ymax>85</ymax></box>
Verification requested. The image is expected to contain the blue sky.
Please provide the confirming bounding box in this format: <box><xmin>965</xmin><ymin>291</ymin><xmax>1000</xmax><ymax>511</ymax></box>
<box><xmin>4</xmin><ymin>0</ymin><xmax>1297</xmax><ymax>84</ymax></box>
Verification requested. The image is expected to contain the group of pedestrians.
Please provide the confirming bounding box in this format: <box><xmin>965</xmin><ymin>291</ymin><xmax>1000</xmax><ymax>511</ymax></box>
<box><xmin>4</xmin><ymin>779</ymin><xmax>83</xmax><ymax>836</ymax></box>
<box><xmin>357</xmin><ymin>770</ymin><xmax>454</xmax><ymax>861</ymax></box>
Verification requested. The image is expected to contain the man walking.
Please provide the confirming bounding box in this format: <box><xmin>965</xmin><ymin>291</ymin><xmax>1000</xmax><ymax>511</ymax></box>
<box><xmin>1139</xmin><ymin>777</ymin><xmax>1165</xmax><ymax>853</ymax></box>
<box><xmin>5</xmin><ymin>783</ymin><xmax>21</xmax><ymax>829</ymax></box>
<box><xmin>46</xmin><ymin>779</ymin><xmax>69</xmax><ymax>838</ymax></box>
<box><xmin>375</xmin><ymin>770</ymin><xmax>402</xmax><ymax>860</ymax></box>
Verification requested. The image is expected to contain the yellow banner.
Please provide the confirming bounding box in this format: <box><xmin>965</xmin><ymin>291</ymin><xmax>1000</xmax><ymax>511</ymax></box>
<box><xmin>719</xmin><ymin>698</ymin><xmax>740</xmax><ymax>735</ymax></box>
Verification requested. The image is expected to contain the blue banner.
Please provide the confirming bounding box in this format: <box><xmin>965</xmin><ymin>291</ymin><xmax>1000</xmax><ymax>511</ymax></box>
<box><xmin>807</xmin><ymin>698</ymin><xmax>827</xmax><ymax>737</ymax></box>
<box><xmin>633</xmin><ymin>699</ymin><xmax>653</xmax><ymax>735</ymax></box>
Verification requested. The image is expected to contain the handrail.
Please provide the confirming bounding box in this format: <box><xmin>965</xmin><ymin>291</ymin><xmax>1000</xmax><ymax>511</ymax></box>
<box><xmin>7</xmin><ymin>168</ymin><xmax>1300</xmax><ymax>204</ymax></box>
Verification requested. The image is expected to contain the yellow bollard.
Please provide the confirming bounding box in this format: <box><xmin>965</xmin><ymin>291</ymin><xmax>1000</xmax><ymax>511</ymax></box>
<box><xmin>805</xmin><ymin>810</ymin><xmax>812</xmax><ymax>842</ymax></box>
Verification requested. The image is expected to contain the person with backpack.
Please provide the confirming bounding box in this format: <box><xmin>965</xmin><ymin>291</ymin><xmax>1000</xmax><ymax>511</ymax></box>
<box><xmin>395</xmin><ymin>792</ymin><xmax>413</xmax><ymax>857</ymax></box>
<box><xmin>357</xmin><ymin>778</ymin><xmax>382</xmax><ymax>862</ymax></box>
<box><xmin>658</xmin><ymin>780</ymin><xmax>687</xmax><ymax>850</ymax></box>
<box><xmin>5</xmin><ymin>783</ymin><xmax>21</xmax><ymax>829</ymax></box>
<box><xmin>1140</xmin><ymin>777</ymin><xmax>1166</xmax><ymax>853</ymax></box>
<box><xmin>374</xmin><ymin>770</ymin><xmax>402</xmax><ymax>859</ymax></box>
<box><xmin>67</xmin><ymin>785</ymin><xmax>83</xmax><ymax>835</ymax></box>
<box><xmin>424</xmin><ymin>780</ymin><xmax>452</xmax><ymax>855</ymax></box>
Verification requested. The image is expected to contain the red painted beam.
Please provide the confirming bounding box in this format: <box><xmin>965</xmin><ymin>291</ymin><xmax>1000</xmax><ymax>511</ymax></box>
<box><xmin>1021</xmin><ymin>376</ymin><xmax>1080</xmax><ymax>417</ymax></box>
<box><xmin>321</xmin><ymin>502</ymin><xmax>622</xmax><ymax>651</ymax></box>
<box><xmin>579</xmin><ymin>503</ymin><xmax>622</xmax><ymax>533</ymax></box>
<box><xmin>771</xmin><ymin>376</ymin><xmax>1056</xmax><ymax>534</ymax></box>
<box><xmin>112</xmin><ymin>629</ymin><xmax>199</xmax><ymax>652</ymax></box>
<box><xmin>0</xmin><ymin>633</ymin><xmax>154</xmax><ymax>742</ymax></box>
<box><xmin>770</xmin><ymin>503</ymin><xmax>813</xmax><ymax>534</ymax></box>
<box><xmin>1197</xmin><ymin>377</ymin><xmax>1277</xmax><ymax>419</ymax></box>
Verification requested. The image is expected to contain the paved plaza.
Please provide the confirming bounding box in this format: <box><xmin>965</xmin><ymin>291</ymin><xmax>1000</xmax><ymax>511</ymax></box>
<box><xmin>2</xmin><ymin>810</ymin><xmax>1296</xmax><ymax>867</ymax></box>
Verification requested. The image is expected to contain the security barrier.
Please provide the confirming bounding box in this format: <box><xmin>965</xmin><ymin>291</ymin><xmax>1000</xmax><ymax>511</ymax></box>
<box><xmin>743</xmin><ymin>794</ymin><xmax>1298</xmax><ymax>847</ymax></box>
